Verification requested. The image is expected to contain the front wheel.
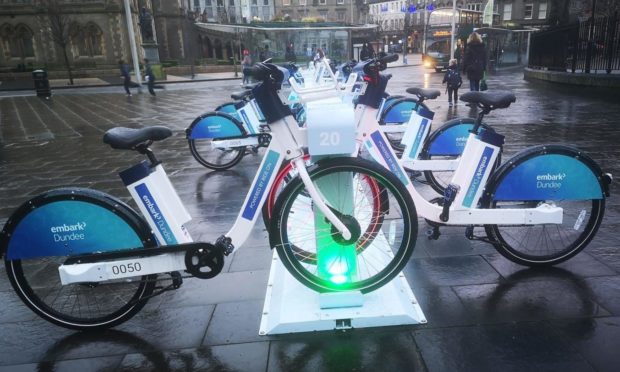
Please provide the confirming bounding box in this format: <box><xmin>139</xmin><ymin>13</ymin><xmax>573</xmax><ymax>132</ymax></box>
<box><xmin>269</xmin><ymin>157</ymin><xmax>417</xmax><ymax>294</ymax></box>
<box><xmin>2</xmin><ymin>188</ymin><xmax>157</xmax><ymax>330</ymax></box>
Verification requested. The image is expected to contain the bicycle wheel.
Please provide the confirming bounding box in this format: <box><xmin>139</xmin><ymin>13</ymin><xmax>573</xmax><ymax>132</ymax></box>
<box><xmin>186</xmin><ymin>112</ymin><xmax>247</xmax><ymax>170</ymax></box>
<box><xmin>420</xmin><ymin>120</ymin><xmax>498</xmax><ymax>195</ymax></box>
<box><xmin>270</xmin><ymin>157</ymin><xmax>417</xmax><ymax>293</ymax></box>
<box><xmin>481</xmin><ymin>145</ymin><xmax>607</xmax><ymax>266</ymax></box>
<box><xmin>2</xmin><ymin>188</ymin><xmax>157</xmax><ymax>330</ymax></box>
<box><xmin>264</xmin><ymin>156</ymin><xmax>388</xmax><ymax>264</ymax></box>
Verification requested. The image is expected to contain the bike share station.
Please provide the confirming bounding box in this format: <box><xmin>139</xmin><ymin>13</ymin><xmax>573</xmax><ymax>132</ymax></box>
<box><xmin>259</xmin><ymin>63</ymin><xmax>426</xmax><ymax>335</ymax></box>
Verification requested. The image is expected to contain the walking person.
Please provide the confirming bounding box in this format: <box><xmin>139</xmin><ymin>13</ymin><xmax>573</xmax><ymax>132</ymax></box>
<box><xmin>461</xmin><ymin>32</ymin><xmax>486</xmax><ymax>92</ymax></box>
<box><xmin>241</xmin><ymin>50</ymin><xmax>252</xmax><ymax>85</ymax></box>
<box><xmin>442</xmin><ymin>59</ymin><xmax>462</xmax><ymax>107</ymax></box>
<box><xmin>119</xmin><ymin>60</ymin><xmax>132</xmax><ymax>96</ymax></box>
<box><xmin>143</xmin><ymin>58</ymin><xmax>156</xmax><ymax>96</ymax></box>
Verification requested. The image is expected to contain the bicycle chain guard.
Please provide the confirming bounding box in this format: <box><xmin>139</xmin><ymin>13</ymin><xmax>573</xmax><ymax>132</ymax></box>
<box><xmin>184</xmin><ymin>243</ymin><xmax>225</xmax><ymax>279</ymax></box>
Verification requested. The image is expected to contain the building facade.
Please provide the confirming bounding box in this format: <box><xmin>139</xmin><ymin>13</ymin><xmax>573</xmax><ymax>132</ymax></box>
<box><xmin>0</xmin><ymin>0</ymin><xmax>196</xmax><ymax>71</ymax></box>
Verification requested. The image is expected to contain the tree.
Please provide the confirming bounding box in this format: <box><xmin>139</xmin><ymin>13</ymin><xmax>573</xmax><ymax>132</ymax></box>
<box><xmin>547</xmin><ymin>0</ymin><xmax>570</xmax><ymax>25</ymax></box>
<box><xmin>46</xmin><ymin>0</ymin><xmax>74</xmax><ymax>85</ymax></box>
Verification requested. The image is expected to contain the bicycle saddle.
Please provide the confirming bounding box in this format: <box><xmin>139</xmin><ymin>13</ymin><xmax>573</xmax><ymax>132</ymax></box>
<box><xmin>406</xmin><ymin>87</ymin><xmax>441</xmax><ymax>100</ymax></box>
<box><xmin>460</xmin><ymin>91</ymin><xmax>516</xmax><ymax>110</ymax></box>
<box><xmin>230</xmin><ymin>89</ymin><xmax>253</xmax><ymax>101</ymax></box>
<box><xmin>103</xmin><ymin>126</ymin><xmax>173</xmax><ymax>150</ymax></box>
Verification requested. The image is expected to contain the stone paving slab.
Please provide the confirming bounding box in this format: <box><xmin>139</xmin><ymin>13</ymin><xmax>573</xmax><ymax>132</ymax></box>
<box><xmin>1</xmin><ymin>64</ymin><xmax>619</xmax><ymax>370</ymax></box>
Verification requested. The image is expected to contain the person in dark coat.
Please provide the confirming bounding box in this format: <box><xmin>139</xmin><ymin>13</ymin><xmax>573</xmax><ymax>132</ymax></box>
<box><xmin>461</xmin><ymin>32</ymin><xmax>486</xmax><ymax>92</ymax></box>
<box><xmin>143</xmin><ymin>58</ymin><xmax>156</xmax><ymax>96</ymax></box>
<box><xmin>119</xmin><ymin>60</ymin><xmax>132</xmax><ymax>96</ymax></box>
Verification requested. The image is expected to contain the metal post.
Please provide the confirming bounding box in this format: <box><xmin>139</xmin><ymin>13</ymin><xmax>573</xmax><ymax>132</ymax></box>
<box><xmin>123</xmin><ymin>0</ymin><xmax>142</xmax><ymax>87</ymax></box>
<box><xmin>585</xmin><ymin>0</ymin><xmax>597</xmax><ymax>73</ymax></box>
<box><xmin>449</xmin><ymin>0</ymin><xmax>456</xmax><ymax>60</ymax></box>
<box><xmin>350</xmin><ymin>0</ymin><xmax>354</xmax><ymax>24</ymax></box>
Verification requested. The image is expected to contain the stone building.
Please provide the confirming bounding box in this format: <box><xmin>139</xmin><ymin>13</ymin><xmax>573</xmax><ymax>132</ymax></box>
<box><xmin>0</xmin><ymin>0</ymin><xmax>196</xmax><ymax>72</ymax></box>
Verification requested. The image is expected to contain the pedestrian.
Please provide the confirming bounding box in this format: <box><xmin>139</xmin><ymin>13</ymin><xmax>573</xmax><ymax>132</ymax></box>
<box><xmin>442</xmin><ymin>59</ymin><xmax>462</xmax><ymax>107</ymax></box>
<box><xmin>461</xmin><ymin>32</ymin><xmax>486</xmax><ymax>92</ymax></box>
<box><xmin>119</xmin><ymin>59</ymin><xmax>132</xmax><ymax>96</ymax></box>
<box><xmin>143</xmin><ymin>58</ymin><xmax>156</xmax><ymax>96</ymax></box>
<box><xmin>360</xmin><ymin>43</ymin><xmax>370</xmax><ymax>61</ymax></box>
<box><xmin>241</xmin><ymin>50</ymin><xmax>252</xmax><ymax>85</ymax></box>
<box><xmin>313</xmin><ymin>47</ymin><xmax>324</xmax><ymax>67</ymax></box>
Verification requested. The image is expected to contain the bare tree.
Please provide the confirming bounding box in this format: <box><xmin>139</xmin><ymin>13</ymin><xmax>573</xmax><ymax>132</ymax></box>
<box><xmin>548</xmin><ymin>0</ymin><xmax>571</xmax><ymax>25</ymax></box>
<box><xmin>46</xmin><ymin>0</ymin><xmax>74</xmax><ymax>85</ymax></box>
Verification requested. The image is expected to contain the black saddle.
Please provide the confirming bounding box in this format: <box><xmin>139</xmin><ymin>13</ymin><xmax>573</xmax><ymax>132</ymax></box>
<box><xmin>103</xmin><ymin>126</ymin><xmax>172</xmax><ymax>150</ymax></box>
<box><xmin>406</xmin><ymin>87</ymin><xmax>441</xmax><ymax>100</ymax></box>
<box><xmin>231</xmin><ymin>89</ymin><xmax>253</xmax><ymax>101</ymax></box>
<box><xmin>460</xmin><ymin>91</ymin><xmax>516</xmax><ymax>110</ymax></box>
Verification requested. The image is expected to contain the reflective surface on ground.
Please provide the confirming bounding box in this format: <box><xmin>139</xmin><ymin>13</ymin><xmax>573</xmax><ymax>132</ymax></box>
<box><xmin>1</xmin><ymin>62</ymin><xmax>619</xmax><ymax>371</ymax></box>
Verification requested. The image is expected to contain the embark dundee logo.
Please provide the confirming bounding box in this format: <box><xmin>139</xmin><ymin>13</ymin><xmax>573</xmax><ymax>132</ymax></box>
<box><xmin>536</xmin><ymin>173</ymin><xmax>566</xmax><ymax>189</ymax></box>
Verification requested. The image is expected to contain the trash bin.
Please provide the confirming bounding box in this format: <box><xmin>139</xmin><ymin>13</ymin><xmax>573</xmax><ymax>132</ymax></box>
<box><xmin>32</xmin><ymin>69</ymin><xmax>51</xmax><ymax>98</ymax></box>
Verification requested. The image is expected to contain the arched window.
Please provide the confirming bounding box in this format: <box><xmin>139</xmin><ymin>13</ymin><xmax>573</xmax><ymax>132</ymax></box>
<box><xmin>70</xmin><ymin>23</ymin><xmax>104</xmax><ymax>58</ymax></box>
<box><xmin>0</xmin><ymin>24</ymin><xmax>35</xmax><ymax>59</ymax></box>
<box><xmin>85</xmin><ymin>23</ymin><xmax>103</xmax><ymax>56</ymax></box>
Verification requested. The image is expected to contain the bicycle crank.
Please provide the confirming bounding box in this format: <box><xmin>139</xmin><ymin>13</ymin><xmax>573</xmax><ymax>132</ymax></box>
<box><xmin>184</xmin><ymin>243</ymin><xmax>225</xmax><ymax>279</ymax></box>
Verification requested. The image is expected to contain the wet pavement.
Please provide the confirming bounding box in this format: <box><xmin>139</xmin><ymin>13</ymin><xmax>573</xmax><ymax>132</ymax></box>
<box><xmin>0</xmin><ymin>63</ymin><xmax>620</xmax><ymax>371</ymax></box>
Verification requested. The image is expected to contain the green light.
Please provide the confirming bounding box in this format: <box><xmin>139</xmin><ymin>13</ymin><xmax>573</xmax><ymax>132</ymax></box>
<box><xmin>314</xmin><ymin>172</ymin><xmax>358</xmax><ymax>288</ymax></box>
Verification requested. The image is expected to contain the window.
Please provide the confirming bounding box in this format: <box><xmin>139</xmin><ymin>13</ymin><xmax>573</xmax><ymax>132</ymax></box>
<box><xmin>538</xmin><ymin>2</ymin><xmax>547</xmax><ymax>19</ymax></box>
<box><xmin>205</xmin><ymin>0</ymin><xmax>211</xmax><ymax>5</ymax></box>
<box><xmin>319</xmin><ymin>9</ymin><xmax>327</xmax><ymax>18</ymax></box>
<box><xmin>229</xmin><ymin>0</ymin><xmax>234</xmax><ymax>6</ymax></box>
<box><xmin>503</xmin><ymin>3</ymin><xmax>512</xmax><ymax>21</ymax></box>
<box><xmin>319</xmin><ymin>0</ymin><xmax>326</xmax><ymax>4</ymax></box>
<box><xmin>299</xmin><ymin>0</ymin><xmax>306</xmax><ymax>5</ymax></box>
<box><xmin>283</xmin><ymin>0</ymin><xmax>290</xmax><ymax>4</ymax></box>
<box><xmin>70</xmin><ymin>23</ymin><xmax>103</xmax><ymax>58</ymax></box>
<box><xmin>263</xmin><ymin>0</ymin><xmax>268</xmax><ymax>5</ymax></box>
<box><xmin>524</xmin><ymin>3</ymin><xmax>533</xmax><ymax>19</ymax></box>
<box><xmin>337</xmin><ymin>0</ymin><xmax>343</xmax><ymax>4</ymax></box>
<box><xmin>467</xmin><ymin>3</ymin><xmax>482</xmax><ymax>11</ymax></box>
<box><xmin>337</xmin><ymin>11</ymin><xmax>345</xmax><ymax>21</ymax></box>
<box><xmin>2</xmin><ymin>25</ymin><xmax>35</xmax><ymax>59</ymax></box>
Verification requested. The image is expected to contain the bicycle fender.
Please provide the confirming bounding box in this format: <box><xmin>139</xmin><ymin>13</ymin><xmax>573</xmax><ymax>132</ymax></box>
<box><xmin>185</xmin><ymin>111</ymin><xmax>247</xmax><ymax>139</ymax></box>
<box><xmin>423</xmin><ymin>118</ymin><xmax>493</xmax><ymax>157</ymax></box>
<box><xmin>215</xmin><ymin>101</ymin><xmax>244</xmax><ymax>121</ymax></box>
<box><xmin>379</xmin><ymin>97</ymin><xmax>427</xmax><ymax>125</ymax></box>
<box><xmin>0</xmin><ymin>188</ymin><xmax>156</xmax><ymax>260</ymax></box>
<box><xmin>481</xmin><ymin>145</ymin><xmax>609</xmax><ymax>204</ymax></box>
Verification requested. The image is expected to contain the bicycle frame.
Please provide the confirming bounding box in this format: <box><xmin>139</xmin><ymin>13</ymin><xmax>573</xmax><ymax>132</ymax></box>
<box><xmin>353</xmin><ymin>104</ymin><xmax>564</xmax><ymax>225</ymax></box>
<box><xmin>58</xmin><ymin>115</ymin><xmax>353</xmax><ymax>285</ymax></box>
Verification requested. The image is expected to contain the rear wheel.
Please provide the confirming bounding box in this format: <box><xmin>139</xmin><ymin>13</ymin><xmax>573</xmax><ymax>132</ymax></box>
<box><xmin>481</xmin><ymin>147</ymin><xmax>606</xmax><ymax>266</ymax></box>
<box><xmin>188</xmin><ymin>138</ymin><xmax>245</xmax><ymax>170</ymax></box>
<box><xmin>484</xmin><ymin>199</ymin><xmax>604</xmax><ymax>266</ymax></box>
<box><xmin>270</xmin><ymin>157</ymin><xmax>417</xmax><ymax>293</ymax></box>
<box><xmin>2</xmin><ymin>188</ymin><xmax>156</xmax><ymax>330</ymax></box>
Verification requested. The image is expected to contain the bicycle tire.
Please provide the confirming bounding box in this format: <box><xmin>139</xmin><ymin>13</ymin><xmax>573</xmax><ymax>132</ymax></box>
<box><xmin>1</xmin><ymin>188</ymin><xmax>157</xmax><ymax>330</ymax></box>
<box><xmin>420</xmin><ymin>120</ymin><xmax>498</xmax><ymax>195</ymax></box>
<box><xmin>269</xmin><ymin>157</ymin><xmax>417</xmax><ymax>293</ymax></box>
<box><xmin>263</xmin><ymin>156</ymin><xmax>388</xmax><ymax>264</ymax></box>
<box><xmin>480</xmin><ymin>145</ymin><xmax>607</xmax><ymax>266</ymax></box>
<box><xmin>186</xmin><ymin>112</ymin><xmax>247</xmax><ymax>170</ymax></box>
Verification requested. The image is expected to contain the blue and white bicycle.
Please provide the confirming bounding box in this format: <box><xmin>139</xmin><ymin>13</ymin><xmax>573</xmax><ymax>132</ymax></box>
<box><xmin>0</xmin><ymin>62</ymin><xmax>418</xmax><ymax>330</ymax></box>
<box><xmin>266</xmin><ymin>54</ymin><xmax>612</xmax><ymax>267</ymax></box>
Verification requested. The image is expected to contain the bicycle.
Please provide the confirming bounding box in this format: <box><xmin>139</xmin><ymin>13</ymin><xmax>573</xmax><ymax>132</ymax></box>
<box><xmin>267</xmin><ymin>54</ymin><xmax>612</xmax><ymax>267</ymax></box>
<box><xmin>0</xmin><ymin>62</ymin><xmax>418</xmax><ymax>330</ymax></box>
<box><xmin>186</xmin><ymin>59</ymin><xmax>495</xmax><ymax>197</ymax></box>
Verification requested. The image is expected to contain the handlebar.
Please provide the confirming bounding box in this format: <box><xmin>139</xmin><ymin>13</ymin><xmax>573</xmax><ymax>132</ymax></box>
<box><xmin>379</xmin><ymin>53</ymin><xmax>399</xmax><ymax>65</ymax></box>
